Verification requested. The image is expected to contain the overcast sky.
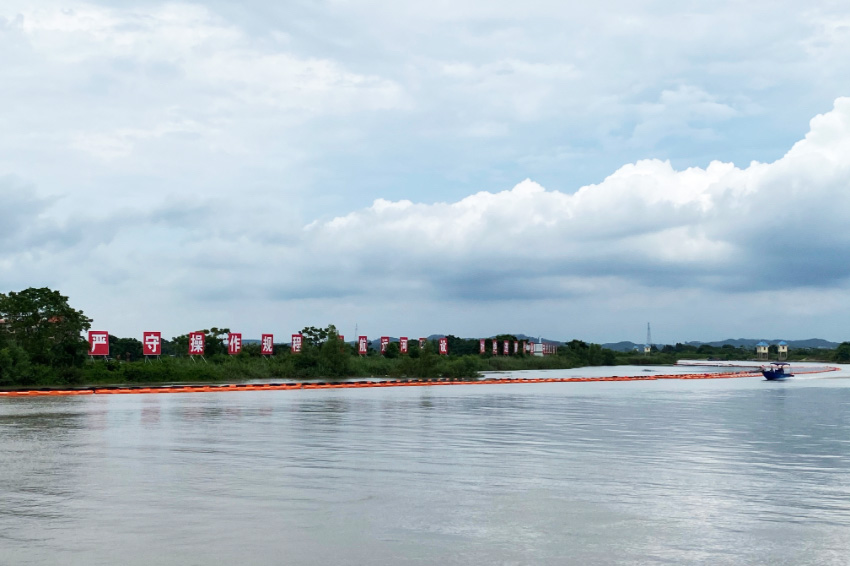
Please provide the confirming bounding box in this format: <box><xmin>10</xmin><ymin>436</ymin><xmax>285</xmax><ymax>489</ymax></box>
<box><xmin>2</xmin><ymin>0</ymin><xmax>850</xmax><ymax>344</ymax></box>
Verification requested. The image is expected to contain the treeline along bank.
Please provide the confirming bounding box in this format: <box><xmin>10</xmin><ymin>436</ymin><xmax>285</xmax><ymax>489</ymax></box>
<box><xmin>2</xmin><ymin>287</ymin><xmax>848</xmax><ymax>388</ymax></box>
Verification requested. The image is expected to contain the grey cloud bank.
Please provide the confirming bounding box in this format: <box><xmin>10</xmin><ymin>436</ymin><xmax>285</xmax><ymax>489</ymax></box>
<box><xmin>2</xmin><ymin>1</ymin><xmax>850</xmax><ymax>343</ymax></box>
<box><xmin>5</xmin><ymin>99</ymin><xmax>850</xmax><ymax>342</ymax></box>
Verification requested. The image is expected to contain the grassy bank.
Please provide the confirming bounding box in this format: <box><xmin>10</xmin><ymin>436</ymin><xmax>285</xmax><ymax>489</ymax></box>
<box><xmin>4</xmin><ymin>350</ymin><xmax>605</xmax><ymax>389</ymax></box>
<box><xmin>3</xmin><ymin>341</ymin><xmax>841</xmax><ymax>390</ymax></box>
<box><xmin>77</xmin><ymin>354</ymin><xmax>578</xmax><ymax>386</ymax></box>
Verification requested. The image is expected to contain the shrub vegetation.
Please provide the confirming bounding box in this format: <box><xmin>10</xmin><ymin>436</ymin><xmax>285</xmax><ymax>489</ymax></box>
<box><xmin>2</xmin><ymin>287</ymin><xmax>844</xmax><ymax>389</ymax></box>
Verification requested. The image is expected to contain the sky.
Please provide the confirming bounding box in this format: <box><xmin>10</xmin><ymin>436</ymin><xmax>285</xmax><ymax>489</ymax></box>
<box><xmin>2</xmin><ymin>0</ymin><xmax>850</xmax><ymax>344</ymax></box>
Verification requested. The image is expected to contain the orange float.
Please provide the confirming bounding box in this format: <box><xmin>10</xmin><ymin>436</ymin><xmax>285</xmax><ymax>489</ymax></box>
<box><xmin>3</xmin><ymin>367</ymin><xmax>838</xmax><ymax>398</ymax></box>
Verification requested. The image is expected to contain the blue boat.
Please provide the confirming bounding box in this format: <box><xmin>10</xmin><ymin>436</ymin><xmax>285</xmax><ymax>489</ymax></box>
<box><xmin>761</xmin><ymin>362</ymin><xmax>793</xmax><ymax>380</ymax></box>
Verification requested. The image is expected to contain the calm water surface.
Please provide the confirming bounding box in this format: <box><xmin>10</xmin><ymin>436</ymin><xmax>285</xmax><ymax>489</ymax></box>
<box><xmin>2</xmin><ymin>365</ymin><xmax>850</xmax><ymax>565</ymax></box>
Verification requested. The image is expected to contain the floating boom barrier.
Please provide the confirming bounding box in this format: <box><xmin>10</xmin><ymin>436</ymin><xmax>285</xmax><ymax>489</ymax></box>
<box><xmin>0</xmin><ymin>367</ymin><xmax>840</xmax><ymax>397</ymax></box>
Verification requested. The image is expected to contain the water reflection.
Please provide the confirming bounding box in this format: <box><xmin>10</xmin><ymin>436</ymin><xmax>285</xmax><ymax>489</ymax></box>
<box><xmin>0</xmin><ymin>376</ymin><xmax>849</xmax><ymax>565</ymax></box>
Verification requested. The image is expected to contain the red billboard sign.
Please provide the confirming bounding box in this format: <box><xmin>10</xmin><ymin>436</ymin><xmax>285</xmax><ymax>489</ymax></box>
<box><xmin>438</xmin><ymin>337</ymin><xmax>448</xmax><ymax>355</ymax></box>
<box><xmin>261</xmin><ymin>334</ymin><xmax>274</xmax><ymax>355</ymax></box>
<box><xmin>492</xmin><ymin>340</ymin><xmax>498</xmax><ymax>355</ymax></box>
<box><xmin>88</xmin><ymin>331</ymin><xmax>109</xmax><ymax>356</ymax></box>
<box><xmin>380</xmin><ymin>336</ymin><xmax>389</xmax><ymax>354</ymax></box>
<box><xmin>358</xmin><ymin>335</ymin><xmax>368</xmax><ymax>355</ymax></box>
<box><xmin>400</xmin><ymin>337</ymin><xmax>408</xmax><ymax>354</ymax></box>
<box><xmin>228</xmin><ymin>333</ymin><xmax>242</xmax><ymax>355</ymax></box>
<box><xmin>503</xmin><ymin>340</ymin><xmax>510</xmax><ymax>355</ymax></box>
<box><xmin>479</xmin><ymin>339</ymin><xmax>485</xmax><ymax>354</ymax></box>
<box><xmin>188</xmin><ymin>332</ymin><xmax>205</xmax><ymax>355</ymax></box>
<box><xmin>143</xmin><ymin>331</ymin><xmax>161</xmax><ymax>356</ymax></box>
<box><xmin>291</xmin><ymin>334</ymin><xmax>303</xmax><ymax>354</ymax></box>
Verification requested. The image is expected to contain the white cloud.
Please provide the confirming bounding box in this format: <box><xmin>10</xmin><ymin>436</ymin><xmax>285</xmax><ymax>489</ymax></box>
<box><xmin>625</xmin><ymin>86</ymin><xmax>741</xmax><ymax>146</ymax></box>
<box><xmin>298</xmin><ymin>97</ymin><xmax>850</xmax><ymax>298</ymax></box>
<box><xmin>5</xmin><ymin>98</ymin><xmax>850</xmax><ymax>341</ymax></box>
<box><xmin>1</xmin><ymin>1</ymin><xmax>405</xmax><ymax>163</ymax></box>
<box><xmin>4</xmin><ymin>1</ymin><xmax>850</xmax><ymax>341</ymax></box>
<box><xmin>71</xmin><ymin>119</ymin><xmax>214</xmax><ymax>159</ymax></box>
<box><xmin>8</xmin><ymin>97</ymin><xmax>850</xmax><ymax>334</ymax></box>
<box><xmin>440</xmin><ymin>59</ymin><xmax>579</xmax><ymax>121</ymax></box>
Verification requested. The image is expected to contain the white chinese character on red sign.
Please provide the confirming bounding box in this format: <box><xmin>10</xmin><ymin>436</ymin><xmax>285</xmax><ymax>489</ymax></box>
<box><xmin>358</xmin><ymin>336</ymin><xmax>368</xmax><ymax>355</ymax></box>
<box><xmin>143</xmin><ymin>332</ymin><xmax>161</xmax><ymax>355</ymax></box>
<box><xmin>228</xmin><ymin>333</ymin><xmax>242</xmax><ymax>355</ymax></box>
<box><xmin>291</xmin><ymin>334</ymin><xmax>303</xmax><ymax>354</ymax></box>
<box><xmin>189</xmin><ymin>332</ymin><xmax>205</xmax><ymax>355</ymax></box>
<box><xmin>261</xmin><ymin>334</ymin><xmax>274</xmax><ymax>355</ymax></box>
<box><xmin>88</xmin><ymin>331</ymin><xmax>109</xmax><ymax>356</ymax></box>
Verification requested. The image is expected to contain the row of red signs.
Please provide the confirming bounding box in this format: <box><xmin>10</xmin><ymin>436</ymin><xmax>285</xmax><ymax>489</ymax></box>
<box><xmin>87</xmin><ymin>331</ymin><xmax>285</xmax><ymax>357</ymax></box>
<box><xmin>87</xmin><ymin>332</ymin><xmax>537</xmax><ymax>357</ymax></box>
<box><xmin>369</xmin><ymin>336</ymin><xmax>446</xmax><ymax>355</ymax></box>
<box><xmin>478</xmin><ymin>339</ymin><xmax>527</xmax><ymax>355</ymax></box>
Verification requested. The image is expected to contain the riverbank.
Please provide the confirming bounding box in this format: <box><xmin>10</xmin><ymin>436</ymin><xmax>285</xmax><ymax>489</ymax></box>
<box><xmin>2</xmin><ymin>341</ymin><xmax>838</xmax><ymax>390</ymax></box>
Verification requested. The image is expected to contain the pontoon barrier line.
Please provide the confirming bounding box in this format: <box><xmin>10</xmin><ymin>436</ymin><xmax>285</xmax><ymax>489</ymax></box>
<box><xmin>0</xmin><ymin>367</ymin><xmax>840</xmax><ymax>397</ymax></box>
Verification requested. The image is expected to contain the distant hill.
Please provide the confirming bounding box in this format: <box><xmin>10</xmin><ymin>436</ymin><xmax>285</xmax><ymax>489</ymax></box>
<box><xmin>602</xmin><ymin>341</ymin><xmax>643</xmax><ymax>352</ymax></box>
<box><xmin>685</xmin><ymin>338</ymin><xmax>839</xmax><ymax>349</ymax></box>
<box><xmin>603</xmin><ymin>338</ymin><xmax>840</xmax><ymax>351</ymax></box>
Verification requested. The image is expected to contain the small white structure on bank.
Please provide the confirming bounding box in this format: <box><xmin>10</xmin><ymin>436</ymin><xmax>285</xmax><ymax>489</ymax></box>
<box><xmin>755</xmin><ymin>341</ymin><xmax>769</xmax><ymax>360</ymax></box>
<box><xmin>531</xmin><ymin>339</ymin><xmax>557</xmax><ymax>357</ymax></box>
<box><xmin>777</xmin><ymin>341</ymin><xmax>788</xmax><ymax>360</ymax></box>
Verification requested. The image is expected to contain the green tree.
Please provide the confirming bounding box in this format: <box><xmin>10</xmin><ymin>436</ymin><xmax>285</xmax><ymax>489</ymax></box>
<box><xmin>384</xmin><ymin>341</ymin><xmax>400</xmax><ymax>359</ymax></box>
<box><xmin>109</xmin><ymin>335</ymin><xmax>143</xmax><ymax>361</ymax></box>
<box><xmin>446</xmin><ymin>335</ymin><xmax>480</xmax><ymax>356</ymax></box>
<box><xmin>834</xmin><ymin>342</ymin><xmax>850</xmax><ymax>362</ymax></box>
<box><xmin>0</xmin><ymin>287</ymin><xmax>91</xmax><ymax>367</ymax></box>
<box><xmin>170</xmin><ymin>327</ymin><xmax>229</xmax><ymax>358</ymax></box>
<box><xmin>203</xmin><ymin>327</ymin><xmax>230</xmax><ymax>357</ymax></box>
<box><xmin>414</xmin><ymin>340</ymin><xmax>440</xmax><ymax>377</ymax></box>
<box><xmin>300</xmin><ymin>326</ymin><xmax>330</xmax><ymax>347</ymax></box>
<box><xmin>318</xmin><ymin>325</ymin><xmax>349</xmax><ymax>376</ymax></box>
<box><xmin>0</xmin><ymin>343</ymin><xmax>32</xmax><ymax>386</ymax></box>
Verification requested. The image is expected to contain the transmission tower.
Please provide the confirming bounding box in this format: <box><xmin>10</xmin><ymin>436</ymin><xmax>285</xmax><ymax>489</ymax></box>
<box><xmin>644</xmin><ymin>323</ymin><xmax>652</xmax><ymax>355</ymax></box>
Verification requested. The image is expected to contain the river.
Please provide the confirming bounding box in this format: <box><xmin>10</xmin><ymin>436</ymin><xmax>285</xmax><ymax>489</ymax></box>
<box><xmin>2</xmin><ymin>365</ymin><xmax>850</xmax><ymax>565</ymax></box>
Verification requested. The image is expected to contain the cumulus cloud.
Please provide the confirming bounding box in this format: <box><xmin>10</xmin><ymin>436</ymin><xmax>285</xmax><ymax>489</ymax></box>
<box><xmin>4</xmin><ymin>98</ymin><xmax>850</xmax><ymax>340</ymax></box>
<box><xmin>296</xmin><ymin>98</ymin><xmax>850</xmax><ymax>299</ymax></box>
